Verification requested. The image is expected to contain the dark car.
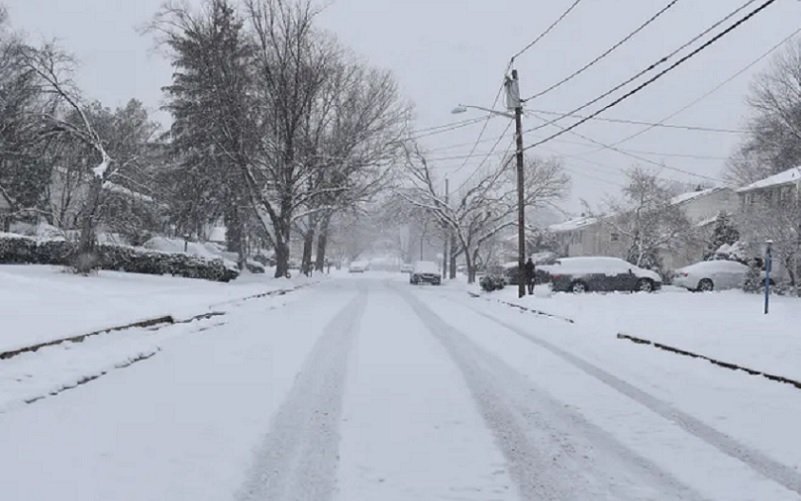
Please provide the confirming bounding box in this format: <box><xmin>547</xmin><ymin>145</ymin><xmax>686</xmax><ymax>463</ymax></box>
<box><xmin>410</xmin><ymin>261</ymin><xmax>441</xmax><ymax>285</ymax></box>
<box><xmin>539</xmin><ymin>257</ymin><xmax>662</xmax><ymax>293</ymax></box>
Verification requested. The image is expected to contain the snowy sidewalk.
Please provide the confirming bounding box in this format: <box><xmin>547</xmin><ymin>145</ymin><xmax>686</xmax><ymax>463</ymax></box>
<box><xmin>0</xmin><ymin>264</ymin><xmax>314</xmax><ymax>352</ymax></box>
<box><xmin>486</xmin><ymin>285</ymin><xmax>801</xmax><ymax>382</ymax></box>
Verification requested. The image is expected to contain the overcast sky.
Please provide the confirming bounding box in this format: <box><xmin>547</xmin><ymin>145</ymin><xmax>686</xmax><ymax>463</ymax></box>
<box><xmin>7</xmin><ymin>0</ymin><xmax>801</xmax><ymax>215</ymax></box>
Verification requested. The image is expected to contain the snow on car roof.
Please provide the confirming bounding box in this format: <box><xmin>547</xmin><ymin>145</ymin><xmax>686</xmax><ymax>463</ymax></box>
<box><xmin>540</xmin><ymin>256</ymin><xmax>661</xmax><ymax>281</ymax></box>
<box><xmin>414</xmin><ymin>261</ymin><xmax>439</xmax><ymax>273</ymax></box>
<box><xmin>679</xmin><ymin>260</ymin><xmax>747</xmax><ymax>273</ymax></box>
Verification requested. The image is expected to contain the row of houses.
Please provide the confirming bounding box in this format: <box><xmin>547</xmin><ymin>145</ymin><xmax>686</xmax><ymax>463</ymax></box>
<box><xmin>548</xmin><ymin>166</ymin><xmax>801</xmax><ymax>273</ymax></box>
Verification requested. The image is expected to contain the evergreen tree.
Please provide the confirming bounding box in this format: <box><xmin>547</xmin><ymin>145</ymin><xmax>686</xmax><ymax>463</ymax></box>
<box><xmin>704</xmin><ymin>212</ymin><xmax>739</xmax><ymax>259</ymax></box>
<box><xmin>158</xmin><ymin>0</ymin><xmax>255</xmax><ymax>269</ymax></box>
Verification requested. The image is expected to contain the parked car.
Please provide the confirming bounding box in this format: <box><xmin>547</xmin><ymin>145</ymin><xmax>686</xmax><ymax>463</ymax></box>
<box><xmin>410</xmin><ymin>260</ymin><xmax>441</xmax><ymax>285</ymax></box>
<box><xmin>400</xmin><ymin>263</ymin><xmax>414</xmax><ymax>273</ymax></box>
<box><xmin>673</xmin><ymin>259</ymin><xmax>772</xmax><ymax>292</ymax></box>
<box><xmin>348</xmin><ymin>260</ymin><xmax>369</xmax><ymax>273</ymax></box>
<box><xmin>539</xmin><ymin>257</ymin><xmax>662</xmax><ymax>293</ymax></box>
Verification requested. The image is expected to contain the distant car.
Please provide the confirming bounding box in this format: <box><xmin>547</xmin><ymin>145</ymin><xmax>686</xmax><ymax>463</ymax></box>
<box><xmin>539</xmin><ymin>257</ymin><xmax>662</xmax><ymax>293</ymax></box>
<box><xmin>348</xmin><ymin>260</ymin><xmax>369</xmax><ymax>273</ymax></box>
<box><xmin>410</xmin><ymin>260</ymin><xmax>441</xmax><ymax>285</ymax></box>
<box><xmin>673</xmin><ymin>259</ymin><xmax>772</xmax><ymax>292</ymax></box>
<box><xmin>400</xmin><ymin>263</ymin><xmax>414</xmax><ymax>273</ymax></box>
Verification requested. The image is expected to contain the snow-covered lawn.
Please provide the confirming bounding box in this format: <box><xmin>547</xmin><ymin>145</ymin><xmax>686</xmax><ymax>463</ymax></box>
<box><xmin>0</xmin><ymin>264</ymin><xmax>315</xmax><ymax>353</ymax></box>
<box><xmin>487</xmin><ymin>285</ymin><xmax>801</xmax><ymax>381</ymax></box>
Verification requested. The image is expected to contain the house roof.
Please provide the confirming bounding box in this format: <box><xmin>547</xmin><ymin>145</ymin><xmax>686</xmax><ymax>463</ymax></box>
<box><xmin>670</xmin><ymin>187</ymin><xmax>721</xmax><ymax>205</ymax></box>
<box><xmin>736</xmin><ymin>166</ymin><xmax>801</xmax><ymax>193</ymax></box>
<box><xmin>547</xmin><ymin>215</ymin><xmax>599</xmax><ymax>233</ymax></box>
<box><xmin>102</xmin><ymin>181</ymin><xmax>155</xmax><ymax>203</ymax></box>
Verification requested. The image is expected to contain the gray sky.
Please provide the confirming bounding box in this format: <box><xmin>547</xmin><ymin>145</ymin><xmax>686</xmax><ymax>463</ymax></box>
<box><xmin>7</xmin><ymin>0</ymin><xmax>801</xmax><ymax>214</ymax></box>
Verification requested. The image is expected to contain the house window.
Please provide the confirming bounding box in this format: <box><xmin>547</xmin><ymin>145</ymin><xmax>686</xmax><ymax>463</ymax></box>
<box><xmin>610</xmin><ymin>232</ymin><xmax>619</xmax><ymax>242</ymax></box>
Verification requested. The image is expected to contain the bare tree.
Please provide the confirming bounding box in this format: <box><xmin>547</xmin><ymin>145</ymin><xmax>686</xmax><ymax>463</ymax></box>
<box><xmin>402</xmin><ymin>145</ymin><xmax>569</xmax><ymax>283</ymax></box>
<box><xmin>737</xmin><ymin>192</ymin><xmax>801</xmax><ymax>292</ymax></box>
<box><xmin>726</xmin><ymin>39</ymin><xmax>801</xmax><ymax>184</ymax></box>
<box><xmin>601</xmin><ymin>168</ymin><xmax>695</xmax><ymax>272</ymax></box>
<box><xmin>19</xmin><ymin>45</ymin><xmax>113</xmax><ymax>266</ymax></box>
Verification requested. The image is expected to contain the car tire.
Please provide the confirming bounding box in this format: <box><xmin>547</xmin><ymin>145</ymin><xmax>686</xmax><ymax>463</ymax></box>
<box><xmin>636</xmin><ymin>278</ymin><xmax>655</xmax><ymax>293</ymax></box>
<box><xmin>570</xmin><ymin>281</ymin><xmax>587</xmax><ymax>293</ymax></box>
<box><xmin>697</xmin><ymin>278</ymin><xmax>714</xmax><ymax>292</ymax></box>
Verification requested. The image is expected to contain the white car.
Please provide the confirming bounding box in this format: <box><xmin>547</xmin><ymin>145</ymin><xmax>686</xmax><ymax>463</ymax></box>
<box><xmin>673</xmin><ymin>260</ymin><xmax>760</xmax><ymax>292</ymax></box>
<box><xmin>348</xmin><ymin>260</ymin><xmax>369</xmax><ymax>273</ymax></box>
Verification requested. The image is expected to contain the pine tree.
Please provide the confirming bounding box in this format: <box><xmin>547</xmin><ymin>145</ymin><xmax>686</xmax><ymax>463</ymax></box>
<box><xmin>705</xmin><ymin>212</ymin><xmax>739</xmax><ymax>259</ymax></box>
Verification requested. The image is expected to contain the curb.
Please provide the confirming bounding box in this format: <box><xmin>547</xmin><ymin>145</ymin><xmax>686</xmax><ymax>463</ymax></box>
<box><xmin>617</xmin><ymin>333</ymin><xmax>801</xmax><ymax>390</ymax></box>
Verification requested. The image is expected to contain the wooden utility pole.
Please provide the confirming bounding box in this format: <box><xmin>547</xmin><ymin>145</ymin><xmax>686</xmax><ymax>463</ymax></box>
<box><xmin>442</xmin><ymin>178</ymin><xmax>449</xmax><ymax>279</ymax></box>
<box><xmin>508</xmin><ymin>69</ymin><xmax>526</xmax><ymax>298</ymax></box>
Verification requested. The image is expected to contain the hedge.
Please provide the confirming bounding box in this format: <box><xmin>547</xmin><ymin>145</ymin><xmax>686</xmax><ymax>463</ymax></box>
<box><xmin>0</xmin><ymin>233</ymin><xmax>238</xmax><ymax>282</ymax></box>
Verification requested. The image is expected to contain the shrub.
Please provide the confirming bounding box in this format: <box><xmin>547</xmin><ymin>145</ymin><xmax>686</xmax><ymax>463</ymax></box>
<box><xmin>0</xmin><ymin>233</ymin><xmax>238</xmax><ymax>282</ymax></box>
<box><xmin>479</xmin><ymin>274</ymin><xmax>506</xmax><ymax>292</ymax></box>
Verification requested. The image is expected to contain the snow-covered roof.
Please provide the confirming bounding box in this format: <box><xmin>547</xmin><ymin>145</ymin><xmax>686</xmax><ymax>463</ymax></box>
<box><xmin>103</xmin><ymin>181</ymin><xmax>154</xmax><ymax>203</ymax></box>
<box><xmin>736</xmin><ymin>167</ymin><xmax>801</xmax><ymax>193</ymax></box>
<box><xmin>670</xmin><ymin>187</ymin><xmax>719</xmax><ymax>205</ymax></box>
<box><xmin>547</xmin><ymin>215</ymin><xmax>599</xmax><ymax>233</ymax></box>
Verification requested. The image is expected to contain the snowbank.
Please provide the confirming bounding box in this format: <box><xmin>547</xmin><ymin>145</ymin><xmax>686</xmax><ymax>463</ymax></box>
<box><xmin>0</xmin><ymin>264</ymin><xmax>315</xmax><ymax>352</ymax></box>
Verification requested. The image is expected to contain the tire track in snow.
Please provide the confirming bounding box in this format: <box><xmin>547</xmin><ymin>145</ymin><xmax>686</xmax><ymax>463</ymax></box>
<box><xmin>471</xmin><ymin>306</ymin><xmax>801</xmax><ymax>497</ymax></box>
<box><xmin>237</xmin><ymin>290</ymin><xmax>367</xmax><ymax>501</ymax></box>
<box><xmin>401</xmin><ymin>289</ymin><xmax>702</xmax><ymax>501</ymax></box>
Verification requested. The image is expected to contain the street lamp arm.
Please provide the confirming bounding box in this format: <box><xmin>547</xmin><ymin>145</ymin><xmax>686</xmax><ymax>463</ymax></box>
<box><xmin>452</xmin><ymin>104</ymin><xmax>515</xmax><ymax>120</ymax></box>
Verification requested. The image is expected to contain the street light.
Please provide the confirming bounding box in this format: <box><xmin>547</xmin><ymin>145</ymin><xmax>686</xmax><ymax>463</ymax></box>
<box><xmin>452</xmin><ymin>70</ymin><xmax>527</xmax><ymax>298</ymax></box>
<box><xmin>451</xmin><ymin>104</ymin><xmax>515</xmax><ymax>119</ymax></box>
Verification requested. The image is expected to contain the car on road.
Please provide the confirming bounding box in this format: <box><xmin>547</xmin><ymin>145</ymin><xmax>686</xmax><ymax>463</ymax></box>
<box><xmin>673</xmin><ymin>259</ymin><xmax>771</xmax><ymax>292</ymax></box>
<box><xmin>539</xmin><ymin>256</ymin><xmax>662</xmax><ymax>293</ymax></box>
<box><xmin>410</xmin><ymin>260</ymin><xmax>441</xmax><ymax>285</ymax></box>
<box><xmin>400</xmin><ymin>263</ymin><xmax>414</xmax><ymax>273</ymax></box>
<box><xmin>348</xmin><ymin>260</ymin><xmax>369</xmax><ymax>273</ymax></box>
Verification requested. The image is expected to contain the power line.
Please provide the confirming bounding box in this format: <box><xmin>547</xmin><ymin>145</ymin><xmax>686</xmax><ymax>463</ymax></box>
<box><xmin>529</xmin><ymin>111</ymin><xmax>725</xmax><ymax>183</ymax></box>
<box><xmin>456</xmin><ymin>122</ymin><xmax>515</xmax><ymax>193</ymax></box>
<box><xmin>524</xmin><ymin>0</ymin><xmax>682</xmax><ymax>102</ymax></box>
<box><xmin>510</xmin><ymin>0</ymin><xmax>584</xmax><ymax>62</ymax></box>
<box><xmin>522</xmin><ymin>0</ymin><xmax>759</xmax><ymax>137</ymax></box>
<box><xmin>523</xmin><ymin>108</ymin><xmax>745</xmax><ymax>133</ymax></box>
<box><xmin>408</xmin><ymin>115</ymin><xmax>492</xmax><ymax>140</ymax></box>
<box><xmin>523</xmin><ymin>0</ymin><xmax>778</xmax><ymax>157</ymax></box>
<box><xmin>607</xmin><ymin>25</ymin><xmax>801</xmax><ymax>148</ymax></box>
<box><xmin>547</xmin><ymin>135</ymin><xmax>729</xmax><ymax>161</ymax></box>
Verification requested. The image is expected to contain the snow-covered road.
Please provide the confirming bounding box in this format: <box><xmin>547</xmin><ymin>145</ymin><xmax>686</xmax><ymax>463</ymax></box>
<box><xmin>1</xmin><ymin>276</ymin><xmax>800</xmax><ymax>500</ymax></box>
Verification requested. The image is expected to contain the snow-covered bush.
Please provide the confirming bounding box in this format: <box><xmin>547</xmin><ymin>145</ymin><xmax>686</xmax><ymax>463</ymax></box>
<box><xmin>479</xmin><ymin>274</ymin><xmax>506</xmax><ymax>292</ymax></box>
<box><xmin>0</xmin><ymin>233</ymin><xmax>238</xmax><ymax>282</ymax></box>
<box><xmin>743</xmin><ymin>260</ymin><xmax>763</xmax><ymax>293</ymax></box>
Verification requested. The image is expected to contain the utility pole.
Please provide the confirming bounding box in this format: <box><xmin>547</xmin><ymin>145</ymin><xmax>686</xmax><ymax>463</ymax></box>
<box><xmin>442</xmin><ymin>178</ymin><xmax>449</xmax><ymax>279</ymax></box>
<box><xmin>506</xmin><ymin>69</ymin><xmax>526</xmax><ymax>298</ymax></box>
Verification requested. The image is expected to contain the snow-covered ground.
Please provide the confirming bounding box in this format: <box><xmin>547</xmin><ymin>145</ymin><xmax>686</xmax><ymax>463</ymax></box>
<box><xmin>0</xmin><ymin>264</ymin><xmax>315</xmax><ymax>353</ymax></box>
<box><xmin>485</xmin><ymin>284</ymin><xmax>801</xmax><ymax>381</ymax></box>
<box><xmin>1</xmin><ymin>273</ymin><xmax>800</xmax><ymax>500</ymax></box>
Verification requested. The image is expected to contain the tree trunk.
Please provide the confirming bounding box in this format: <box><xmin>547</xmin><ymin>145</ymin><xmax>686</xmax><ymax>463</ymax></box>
<box><xmin>449</xmin><ymin>233</ymin><xmax>457</xmax><ymax>279</ymax></box>
<box><xmin>75</xmin><ymin>177</ymin><xmax>103</xmax><ymax>273</ymax></box>
<box><xmin>315</xmin><ymin>214</ymin><xmax>331</xmax><ymax>272</ymax></box>
<box><xmin>300</xmin><ymin>223</ymin><xmax>315</xmax><ymax>276</ymax></box>
<box><xmin>224</xmin><ymin>201</ymin><xmax>246</xmax><ymax>270</ymax></box>
<box><xmin>274</xmin><ymin>234</ymin><xmax>290</xmax><ymax>278</ymax></box>
<box><xmin>465</xmin><ymin>250</ymin><xmax>476</xmax><ymax>284</ymax></box>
